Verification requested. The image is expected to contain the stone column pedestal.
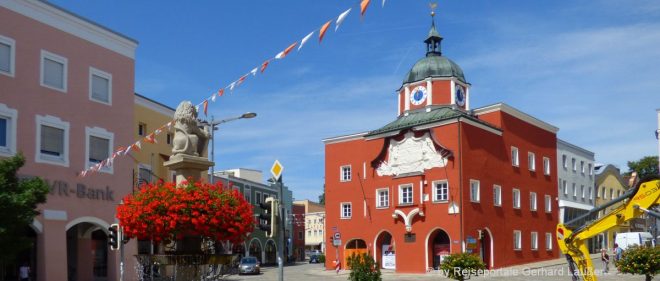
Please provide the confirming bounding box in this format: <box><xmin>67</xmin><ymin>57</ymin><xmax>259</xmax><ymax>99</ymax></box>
<box><xmin>163</xmin><ymin>154</ymin><xmax>213</xmax><ymax>185</ymax></box>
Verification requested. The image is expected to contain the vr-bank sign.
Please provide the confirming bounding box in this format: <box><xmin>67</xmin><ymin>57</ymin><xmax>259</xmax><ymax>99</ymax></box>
<box><xmin>46</xmin><ymin>179</ymin><xmax>115</xmax><ymax>201</ymax></box>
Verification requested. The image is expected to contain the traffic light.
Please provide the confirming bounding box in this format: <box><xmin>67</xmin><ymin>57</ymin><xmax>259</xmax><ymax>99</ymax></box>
<box><xmin>258</xmin><ymin>197</ymin><xmax>277</xmax><ymax>238</ymax></box>
<box><xmin>108</xmin><ymin>224</ymin><xmax>119</xmax><ymax>251</ymax></box>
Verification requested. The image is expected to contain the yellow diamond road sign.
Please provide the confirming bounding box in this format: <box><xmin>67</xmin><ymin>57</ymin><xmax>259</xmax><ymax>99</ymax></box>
<box><xmin>271</xmin><ymin>160</ymin><xmax>283</xmax><ymax>181</ymax></box>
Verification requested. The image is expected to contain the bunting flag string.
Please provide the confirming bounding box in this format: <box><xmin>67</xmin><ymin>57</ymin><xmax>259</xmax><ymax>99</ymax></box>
<box><xmin>78</xmin><ymin>0</ymin><xmax>382</xmax><ymax>177</ymax></box>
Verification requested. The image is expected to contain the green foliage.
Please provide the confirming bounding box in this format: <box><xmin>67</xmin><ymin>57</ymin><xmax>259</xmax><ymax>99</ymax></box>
<box><xmin>626</xmin><ymin>156</ymin><xmax>659</xmax><ymax>179</ymax></box>
<box><xmin>318</xmin><ymin>184</ymin><xmax>325</xmax><ymax>205</ymax></box>
<box><xmin>346</xmin><ymin>253</ymin><xmax>381</xmax><ymax>281</ymax></box>
<box><xmin>318</xmin><ymin>254</ymin><xmax>325</xmax><ymax>263</ymax></box>
<box><xmin>440</xmin><ymin>253</ymin><xmax>487</xmax><ymax>281</ymax></box>
<box><xmin>0</xmin><ymin>153</ymin><xmax>49</xmax><ymax>263</ymax></box>
<box><xmin>615</xmin><ymin>245</ymin><xmax>660</xmax><ymax>281</ymax></box>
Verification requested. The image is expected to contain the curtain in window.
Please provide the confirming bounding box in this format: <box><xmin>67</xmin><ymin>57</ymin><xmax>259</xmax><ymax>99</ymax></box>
<box><xmin>41</xmin><ymin>125</ymin><xmax>64</xmax><ymax>155</ymax></box>
<box><xmin>89</xmin><ymin>136</ymin><xmax>109</xmax><ymax>162</ymax></box>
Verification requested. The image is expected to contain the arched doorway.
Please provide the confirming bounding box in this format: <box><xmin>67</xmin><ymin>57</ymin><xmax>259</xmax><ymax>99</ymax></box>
<box><xmin>66</xmin><ymin>222</ymin><xmax>109</xmax><ymax>281</ymax></box>
<box><xmin>265</xmin><ymin>239</ymin><xmax>277</xmax><ymax>265</ymax></box>
<box><xmin>1</xmin><ymin>226</ymin><xmax>38</xmax><ymax>281</ymax></box>
<box><xmin>344</xmin><ymin>239</ymin><xmax>367</xmax><ymax>269</ymax></box>
<box><xmin>374</xmin><ymin>231</ymin><xmax>395</xmax><ymax>270</ymax></box>
<box><xmin>427</xmin><ymin>228</ymin><xmax>450</xmax><ymax>270</ymax></box>
<box><xmin>248</xmin><ymin>239</ymin><xmax>262</xmax><ymax>263</ymax></box>
<box><xmin>480</xmin><ymin>228</ymin><xmax>493</xmax><ymax>269</ymax></box>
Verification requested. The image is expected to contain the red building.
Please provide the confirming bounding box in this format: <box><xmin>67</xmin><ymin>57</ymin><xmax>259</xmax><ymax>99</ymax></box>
<box><xmin>292</xmin><ymin>203</ymin><xmax>306</xmax><ymax>261</ymax></box>
<box><xmin>324</xmin><ymin>20</ymin><xmax>559</xmax><ymax>273</ymax></box>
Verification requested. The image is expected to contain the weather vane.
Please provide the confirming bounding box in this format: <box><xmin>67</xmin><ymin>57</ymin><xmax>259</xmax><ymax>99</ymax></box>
<box><xmin>430</xmin><ymin>2</ymin><xmax>438</xmax><ymax>17</ymax></box>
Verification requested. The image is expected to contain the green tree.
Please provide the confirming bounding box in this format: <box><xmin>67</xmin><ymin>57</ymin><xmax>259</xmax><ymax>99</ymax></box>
<box><xmin>615</xmin><ymin>245</ymin><xmax>660</xmax><ymax>281</ymax></box>
<box><xmin>440</xmin><ymin>253</ymin><xmax>487</xmax><ymax>281</ymax></box>
<box><xmin>627</xmin><ymin>156</ymin><xmax>659</xmax><ymax>179</ymax></box>
<box><xmin>318</xmin><ymin>184</ymin><xmax>325</xmax><ymax>205</ymax></box>
<box><xmin>346</xmin><ymin>253</ymin><xmax>381</xmax><ymax>281</ymax></box>
<box><xmin>0</xmin><ymin>154</ymin><xmax>49</xmax><ymax>266</ymax></box>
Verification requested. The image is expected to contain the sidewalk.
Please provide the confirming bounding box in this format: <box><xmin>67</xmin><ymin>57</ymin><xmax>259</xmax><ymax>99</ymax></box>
<box><xmin>302</xmin><ymin>254</ymin><xmax>603</xmax><ymax>280</ymax></box>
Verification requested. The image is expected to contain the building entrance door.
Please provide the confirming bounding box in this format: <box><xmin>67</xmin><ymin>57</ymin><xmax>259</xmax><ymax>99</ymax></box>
<box><xmin>480</xmin><ymin>230</ymin><xmax>492</xmax><ymax>269</ymax></box>
<box><xmin>428</xmin><ymin>229</ymin><xmax>450</xmax><ymax>270</ymax></box>
<box><xmin>344</xmin><ymin>239</ymin><xmax>367</xmax><ymax>269</ymax></box>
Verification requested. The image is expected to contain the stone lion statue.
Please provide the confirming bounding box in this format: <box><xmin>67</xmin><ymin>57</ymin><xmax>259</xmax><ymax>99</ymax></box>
<box><xmin>171</xmin><ymin>101</ymin><xmax>211</xmax><ymax>157</ymax></box>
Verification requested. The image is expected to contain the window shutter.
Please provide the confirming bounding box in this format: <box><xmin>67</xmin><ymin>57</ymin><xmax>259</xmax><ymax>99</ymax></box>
<box><xmin>0</xmin><ymin>43</ymin><xmax>10</xmax><ymax>72</ymax></box>
<box><xmin>92</xmin><ymin>75</ymin><xmax>109</xmax><ymax>102</ymax></box>
<box><xmin>41</xmin><ymin>125</ymin><xmax>64</xmax><ymax>154</ymax></box>
<box><xmin>44</xmin><ymin>58</ymin><xmax>64</xmax><ymax>89</ymax></box>
<box><xmin>89</xmin><ymin>136</ymin><xmax>109</xmax><ymax>162</ymax></box>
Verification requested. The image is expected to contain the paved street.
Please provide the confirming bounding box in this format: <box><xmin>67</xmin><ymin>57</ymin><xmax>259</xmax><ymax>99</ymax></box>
<box><xmin>218</xmin><ymin>256</ymin><xmax>646</xmax><ymax>281</ymax></box>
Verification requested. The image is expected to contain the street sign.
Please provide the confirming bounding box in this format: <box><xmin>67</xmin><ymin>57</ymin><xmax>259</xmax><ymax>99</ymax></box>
<box><xmin>333</xmin><ymin>239</ymin><xmax>341</xmax><ymax>247</ymax></box>
<box><xmin>334</xmin><ymin>232</ymin><xmax>341</xmax><ymax>240</ymax></box>
<box><xmin>271</xmin><ymin>160</ymin><xmax>283</xmax><ymax>181</ymax></box>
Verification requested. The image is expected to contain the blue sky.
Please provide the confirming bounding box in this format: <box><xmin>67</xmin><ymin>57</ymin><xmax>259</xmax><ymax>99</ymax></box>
<box><xmin>51</xmin><ymin>0</ymin><xmax>660</xmax><ymax>201</ymax></box>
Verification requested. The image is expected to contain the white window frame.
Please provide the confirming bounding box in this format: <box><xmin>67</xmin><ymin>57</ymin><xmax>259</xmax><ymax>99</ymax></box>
<box><xmin>35</xmin><ymin>114</ymin><xmax>70</xmax><ymax>167</ymax></box>
<box><xmin>572</xmin><ymin>183</ymin><xmax>577</xmax><ymax>197</ymax></box>
<box><xmin>512</xmin><ymin>188</ymin><xmax>521</xmax><ymax>209</ymax></box>
<box><xmin>572</xmin><ymin>158</ymin><xmax>577</xmax><ymax>172</ymax></box>
<box><xmin>563</xmin><ymin>180</ymin><xmax>568</xmax><ymax>195</ymax></box>
<box><xmin>588</xmin><ymin>163</ymin><xmax>593</xmax><ymax>176</ymax></box>
<box><xmin>580</xmin><ymin>161</ymin><xmax>585</xmax><ymax>174</ymax></box>
<box><xmin>544</xmin><ymin>195</ymin><xmax>552</xmax><ymax>213</ymax></box>
<box><xmin>545</xmin><ymin>233</ymin><xmax>553</xmax><ymax>250</ymax></box>
<box><xmin>511</xmin><ymin>146</ymin><xmax>519</xmax><ymax>167</ymax></box>
<box><xmin>493</xmin><ymin>185</ymin><xmax>502</xmax><ymax>206</ymax></box>
<box><xmin>589</xmin><ymin>187</ymin><xmax>593</xmax><ymax>200</ymax></box>
<box><xmin>89</xmin><ymin>67</ymin><xmax>112</xmax><ymax>105</ymax></box>
<box><xmin>432</xmin><ymin>180</ymin><xmax>449</xmax><ymax>203</ymax></box>
<box><xmin>469</xmin><ymin>180</ymin><xmax>480</xmax><ymax>203</ymax></box>
<box><xmin>562</xmin><ymin>155</ymin><xmax>567</xmax><ymax>169</ymax></box>
<box><xmin>243</xmin><ymin>187</ymin><xmax>251</xmax><ymax>203</ymax></box>
<box><xmin>581</xmin><ymin>185</ymin><xmax>585</xmax><ymax>199</ymax></box>
<box><xmin>85</xmin><ymin>126</ymin><xmax>114</xmax><ymax>174</ymax></box>
<box><xmin>375</xmin><ymin>188</ymin><xmax>389</xmax><ymax>208</ymax></box>
<box><xmin>0</xmin><ymin>103</ymin><xmax>17</xmax><ymax>157</ymax></box>
<box><xmin>0</xmin><ymin>35</ymin><xmax>16</xmax><ymax>77</ymax></box>
<box><xmin>543</xmin><ymin>157</ymin><xmax>550</xmax><ymax>175</ymax></box>
<box><xmin>528</xmin><ymin>152</ymin><xmax>536</xmax><ymax>171</ymax></box>
<box><xmin>531</xmin><ymin>232</ymin><xmax>538</xmax><ymax>251</ymax></box>
<box><xmin>513</xmin><ymin>230</ymin><xmax>522</xmax><ymax>250</ymax></box>
<box><xmin>340</xmin><ymin>165</ymin><xmax>351</xmax><ymax>182</ymax></box>
<box><xmin>398</xmin><ymin>184</ymin><xmax>413</xmax><ymax>205</ymax></box>
<box><xmin>530</xmin><ymin>192</ymin><xmax>537</xmax><ymax>211</ymax></box>
<box><xmin>40</xmin><ymin>50</ymin><xmax>68</xmax><ymax>92</ymax></box>
<box><xmin>255</xmin><ymin>191</ymin><xmax>262</xmax><ymax>204</ymax></box>
<box><xmin>340</xmin><ymin>202</ymin><xmax>352</xmax><ymax>219</ymax></box>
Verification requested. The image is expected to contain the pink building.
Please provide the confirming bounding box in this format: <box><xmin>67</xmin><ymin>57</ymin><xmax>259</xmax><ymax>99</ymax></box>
<box><xmin>0</xmin><ymin>1</ymin><xmax>137</xmax><ymax>280</ymax></box>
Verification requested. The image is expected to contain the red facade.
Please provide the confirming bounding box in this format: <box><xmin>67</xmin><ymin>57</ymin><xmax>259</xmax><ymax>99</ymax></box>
<box><xmin>324</xmin><ymin>23</ymin><xmax>559</xmax><ymax>273</ymax></box>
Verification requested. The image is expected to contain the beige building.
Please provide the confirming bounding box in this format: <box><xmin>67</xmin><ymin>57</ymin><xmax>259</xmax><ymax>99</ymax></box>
<box><xmin>133</xmin><ymin>93</ymin><xmax>176</xmax><ymax>187</ymax></box>
<box><xmin>293</xmin><ymin>200</ymin><xmax>325</xmax><ymax>256</ymax></box>
<box><xmin>593</xmin><ymin>164</ymin><xmax>630</xmax><ymax>251</ymax></box>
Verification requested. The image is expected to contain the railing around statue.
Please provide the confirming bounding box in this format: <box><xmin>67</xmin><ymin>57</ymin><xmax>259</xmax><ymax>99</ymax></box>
<box><xmin>134</xmin><ymin>238</ymin><xmax>239</xmax><ymax>281</ymax></box>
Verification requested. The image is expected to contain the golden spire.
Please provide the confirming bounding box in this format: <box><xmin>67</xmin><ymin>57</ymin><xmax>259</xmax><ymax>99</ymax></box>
<box><xmin>430</xmin><ymin>2</ymin><xmax>438</xmax><ymax>17</ymax></box>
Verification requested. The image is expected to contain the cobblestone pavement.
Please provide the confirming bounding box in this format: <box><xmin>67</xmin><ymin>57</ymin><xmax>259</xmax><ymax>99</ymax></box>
<box><xmin>221</xmin><ymin>257</ymin><xmax>645</xmax><ymax>281</ymax></box>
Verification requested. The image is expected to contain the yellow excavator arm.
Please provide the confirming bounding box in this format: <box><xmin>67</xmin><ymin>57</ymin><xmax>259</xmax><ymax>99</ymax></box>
<box><xmin>556</xmin><ymin>177</ymin><xmax>660</xmax><ymax>281</ymax></box>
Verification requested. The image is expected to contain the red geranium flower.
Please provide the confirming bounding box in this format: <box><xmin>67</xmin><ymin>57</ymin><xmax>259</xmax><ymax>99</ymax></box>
<box><xmin>117</xmin><ymin>180</ymin><xmax>254</xmax><ymax>243</ymax></box>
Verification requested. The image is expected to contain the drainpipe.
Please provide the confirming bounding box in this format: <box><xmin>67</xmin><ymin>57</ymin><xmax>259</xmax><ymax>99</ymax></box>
<box><xmin>458</xmin><ymin>118</ymin><xmax>464</xmax><ymax>253</ymax></box>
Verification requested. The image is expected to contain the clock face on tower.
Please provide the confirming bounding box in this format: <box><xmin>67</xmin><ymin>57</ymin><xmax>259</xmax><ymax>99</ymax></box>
<box><xmin>455</xmin><ymin>85</ymin><xmax>466</xmax><ymax>107</ymax></box>
<box><xmin>410</xmin><ymin>86</ymin><xmax>428</xmax><ymax>106</ymax></box>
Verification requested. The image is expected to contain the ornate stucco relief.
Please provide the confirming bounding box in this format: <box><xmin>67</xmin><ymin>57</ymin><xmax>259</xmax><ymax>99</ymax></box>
<box><xmin>376</xmin><ymin>131</ymin><xmax>447</xmax><ymax>177</ymax></box>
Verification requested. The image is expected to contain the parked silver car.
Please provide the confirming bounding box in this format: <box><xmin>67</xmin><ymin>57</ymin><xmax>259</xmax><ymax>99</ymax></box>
<box><xmin>238</xmin><ymin>256</ymin><xmax>260</xmax><ymax>275</ymax></box>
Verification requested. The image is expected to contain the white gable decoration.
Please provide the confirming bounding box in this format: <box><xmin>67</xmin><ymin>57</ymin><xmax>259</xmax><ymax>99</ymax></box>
<box><xmin>376</xmin><ymin>131</ymin><xmax>447</xmax><ymax>176</ymax></box>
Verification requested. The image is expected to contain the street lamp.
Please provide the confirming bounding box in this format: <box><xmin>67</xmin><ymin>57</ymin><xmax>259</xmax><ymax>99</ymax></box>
<box><xmin>204</xmin><ymin>112</ymin><xmax>257</xmax><ymax>183</ymax></box>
